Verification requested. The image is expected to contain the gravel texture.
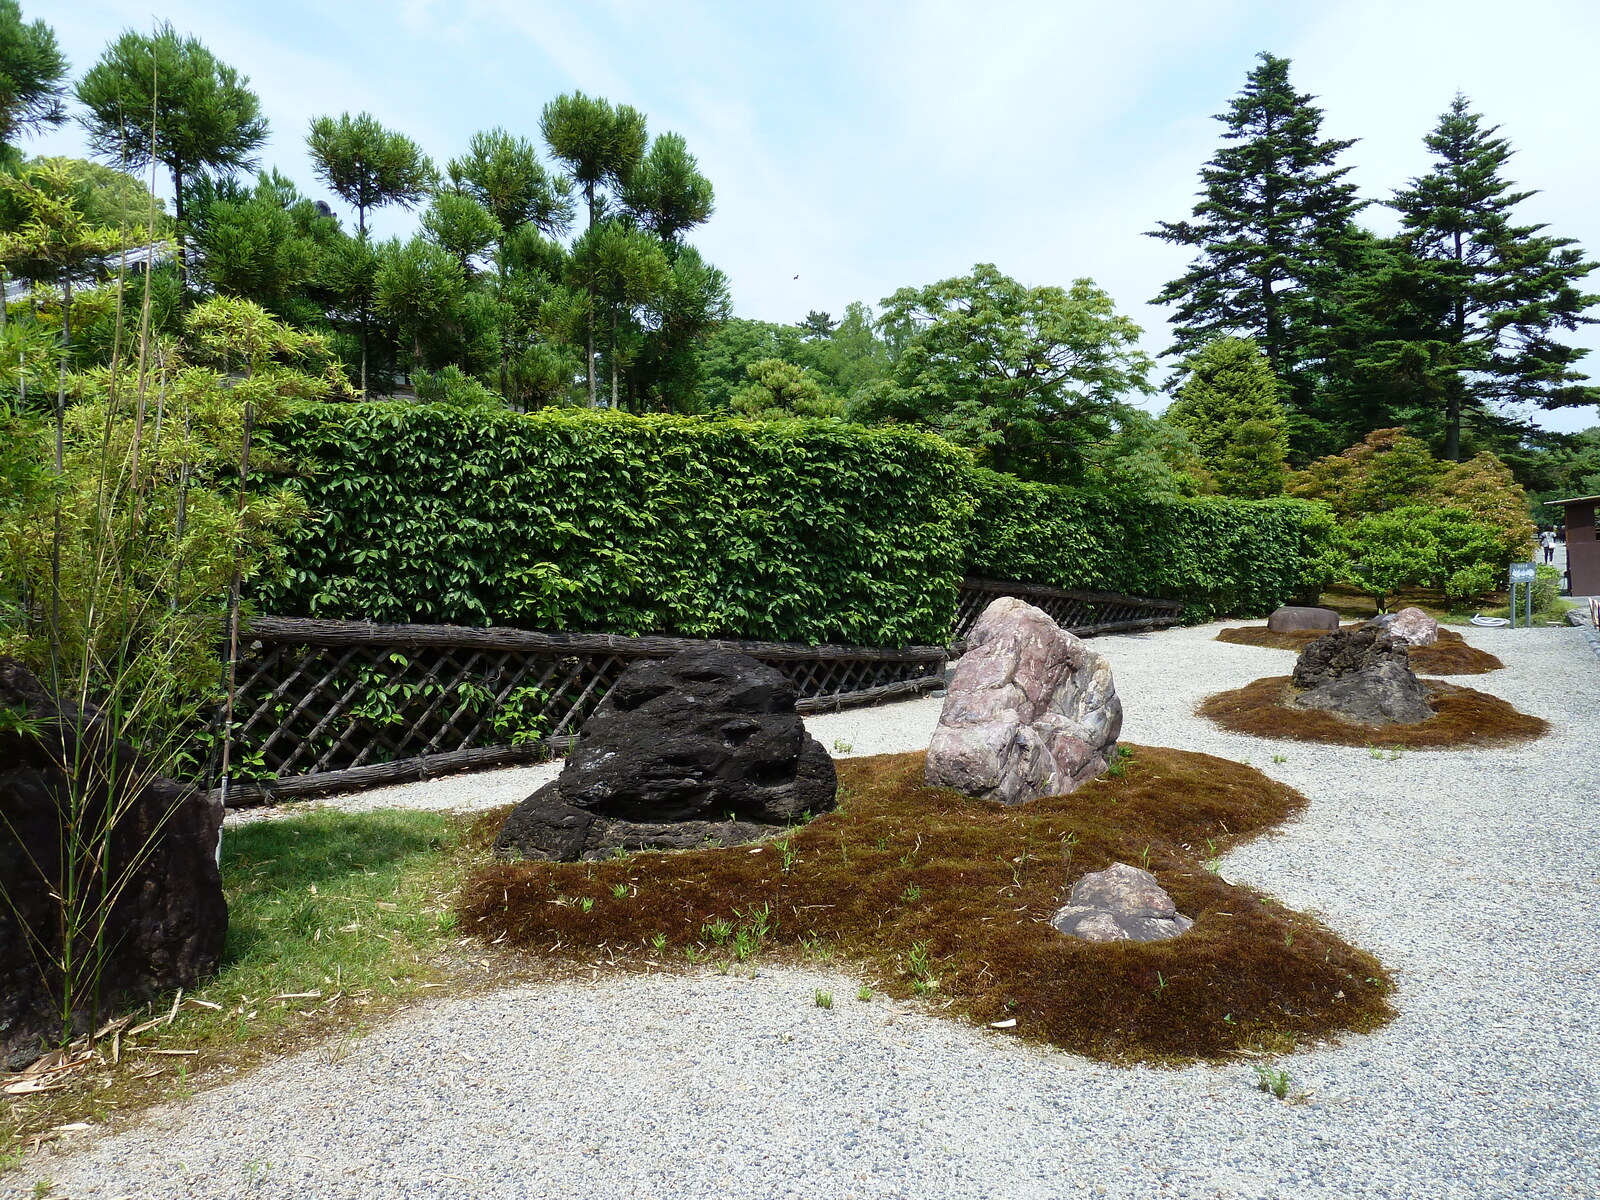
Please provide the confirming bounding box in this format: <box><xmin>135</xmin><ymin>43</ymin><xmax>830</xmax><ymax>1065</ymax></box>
<box><xmin>14</xmin><ymin>622</ymin><xmax>1599</xmax><ymax>1199</ymax></box>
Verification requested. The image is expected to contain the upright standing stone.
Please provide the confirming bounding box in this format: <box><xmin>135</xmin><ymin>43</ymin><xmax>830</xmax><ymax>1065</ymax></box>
<box><xmin>0</xmin><ymin>659</ymin><xmax>226</xmax><ymax>1069</ymax></box>
<box><xmin>925</xmin><ymin>597</ymin><xmax>1121</xmax><ymax>805</ymax></box>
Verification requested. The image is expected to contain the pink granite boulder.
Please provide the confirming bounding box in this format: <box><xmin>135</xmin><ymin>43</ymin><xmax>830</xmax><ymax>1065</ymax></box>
<box><xmin>925</xmin><ymin>597</ymin><xmax>1121</xmax><ymax>805</ymax></box>
<box><xmin>1365</xmin><ymin>606</ymin><xmax>1439</xmax><ymax>647</ymax></box>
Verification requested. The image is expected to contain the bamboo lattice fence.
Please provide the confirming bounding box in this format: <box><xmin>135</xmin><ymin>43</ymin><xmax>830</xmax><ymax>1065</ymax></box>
<box><xmin>220</xmin><ymin>578</ymin><xmax>1182</xmax><ymax>803</ymax></box>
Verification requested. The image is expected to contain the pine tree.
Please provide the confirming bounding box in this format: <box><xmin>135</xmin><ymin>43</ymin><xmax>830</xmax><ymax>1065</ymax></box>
<box><xmin>0</xmin><ymin>0</ymin><xmax>68</xmax><ymax>159</ymax></box>
<box><xmin>1379</xmin><ymin>95</ymin><xmax>1599</xmax><ymax>460</ymax></box>
<box><xmin>1149</xmin><ymin>53</ymin><xmax>1365</xmax><ymax>453</ymax></box>
<box><xmin>77</xmin><ymin>24</ymin><xmax>268</xmax><ymax>286</ymax></box>
<box><xmin>1164</xmin><ymin>337</ymin><xmax>1288</xmax><ymax>496</ymax></box>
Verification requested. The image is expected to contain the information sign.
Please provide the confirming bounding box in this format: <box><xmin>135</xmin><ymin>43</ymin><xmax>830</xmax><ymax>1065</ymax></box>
<box><xmin>1509</xmin><ymin>563</ymin><xmax>1536</xmax><ymax>583</ymax></box>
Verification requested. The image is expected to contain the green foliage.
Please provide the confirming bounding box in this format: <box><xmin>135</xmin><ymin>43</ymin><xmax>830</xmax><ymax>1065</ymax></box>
<box><xmin>1165</xmin><ymin>337</ymin><xmax>1288</xmax><ymax>497</ymax></box>
<box><xmin>852</xmin><ymin>264</ymin><xmax>1151</xmax><ymax>482</ymax></box>
<box><xmin>0</xmin><ymin>0</ymin><xmax>67</xmax><ymax>152</ymax></box>
<box><xmin>75</xmin><ymin>22</ymin><xmax>267</xmax><ymax>279</ymax></box>
<box><xmin>413</xmin><ymin>364</ymin><xmax>502</xmax><ymax>409</ymax></box>
<box><xmin>1288</xmin><ymin>427</ymin><xmax>1444</xmax><ymax>519</ymax></box>
<box><xmin>1149</xmin><ymin>53</ymin><xmax>1365</xmax><ymax>455</ymax></box>
<box><xmin>1340</xmin><ymin>505</ymin><xmax>1507</xmax><ymax>610</ymax></box>
<box><xmin>306</xmin><ymin>112</ymin><xmax>432</xmax><ymax>234</ymax></box>
<box><xmin>256</xmin><ymin>404</ymin><xmax>974</xmax><ymax>646</ymax></box>
<box><xmin>963</xmin><ymin>467</ymin><xmax>1336</xmax><ymax>622</ymax></box>
<box><xmin>728</xmin><ymin>358</ymin><xmax>841</xmax><ymax>419</ymax></box>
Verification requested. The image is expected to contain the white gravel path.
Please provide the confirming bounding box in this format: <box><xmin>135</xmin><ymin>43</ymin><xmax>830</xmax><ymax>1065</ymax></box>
<box><xmin>13</xmin><ymin>623</ymin><xmax>1599</xmax><ymax>1199</ymax></box>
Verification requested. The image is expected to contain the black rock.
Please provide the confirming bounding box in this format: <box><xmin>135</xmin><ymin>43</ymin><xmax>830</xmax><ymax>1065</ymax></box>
<box><xmin>0</xmin><ymin>658</ymin><xmax>227</xmax><ymax>1069</ymax></box>
<box><xmin>1293</xmin><ymin>661</ymin><xmax>1435</xmax><ymax>726</ymax></box>
<box><xmin>1292</xmin><ymin>626</ymin><xmax>1410</xmax><ymax>691</ymax></box>
<box><xmin>496</xmin><ymin>649</ymin><xmax>837</xmax><ymax>861</ymax></box>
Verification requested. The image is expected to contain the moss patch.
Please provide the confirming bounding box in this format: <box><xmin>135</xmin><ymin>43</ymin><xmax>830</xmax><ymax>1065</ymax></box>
<box><xmin>458</xmin><ymin>748</ymin><xmax>1394</xmax><ymax>1065</ymax></box>
<box><xmin>1199</xmin><ymin>676</ymin><xmax>1547</xmax><ymax>747</ymax></box>
<box><xmin>1215</xmin><ymin>624</ymin><xmax>1504</xmax><ymax>675</ymax></box>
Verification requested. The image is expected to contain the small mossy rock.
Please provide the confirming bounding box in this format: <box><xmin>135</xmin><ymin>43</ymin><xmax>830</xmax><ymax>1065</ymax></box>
<box><xmin>926</xmin><ymin>597</ymin><xmax>1121</xmax><ymax>805</ymax></box>
<box><xmin>1365</xmin><ymin>606</ymin><xmax>1439</xmax><ymax>647</ymax></box>
<box><xmin>1266</xmin><ymin>606</ymin><xmax>1340</xmax><ymax>633</ymax></box>
<box><xmin>0</xmin><ymin>658</ymin><xmax>226</xmax><ymax>1070</ymax></box>
<box><xmin>1293</xmin><ymin>662</ymin><xmax>1435</xmax><ymax>726</ymax></box>
<box><xmin>1291</xmin><ymin>625</ymin><xmax>1410</xmax><ymax>691</ymax></box>
<box><xmin>1051</xmin><ymin>862</ymin><xmax>1193</xmax><ymax>943</ymax></box>
<box><xmin>496</xmin><ymin>649</ymin><xmax>836</xmax><ymax>861</ymax></box>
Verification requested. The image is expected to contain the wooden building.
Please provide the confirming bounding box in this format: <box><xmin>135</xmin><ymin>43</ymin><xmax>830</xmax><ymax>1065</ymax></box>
<box><xmin>1552</xmin><ymin>495</ymin><xmax>1599</xmax><ymax>597</ymax></box>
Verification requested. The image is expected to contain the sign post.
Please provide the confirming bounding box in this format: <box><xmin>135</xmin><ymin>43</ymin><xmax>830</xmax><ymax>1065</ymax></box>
<box><xmin>1508</xmin><ymin>562</ymin><xmax>1536</xmax><ymax>628</ymax></box>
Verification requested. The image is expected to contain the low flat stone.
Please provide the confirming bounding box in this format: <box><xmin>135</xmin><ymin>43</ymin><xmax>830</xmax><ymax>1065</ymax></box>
<box><xmin>1267</xmin><ymin>606</ymin><xmax>1341</xmax><ymax>633</ymax></box>
<box><xmin>1051</xmin><ymin>862</ymin><xmax>1193</xmax><ymax>943</ymax></box>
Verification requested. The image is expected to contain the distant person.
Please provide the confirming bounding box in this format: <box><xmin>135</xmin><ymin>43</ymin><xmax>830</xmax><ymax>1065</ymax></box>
<box><xmin>1540</xmin><ymin>528</ymin><xmax>1556</xmax><ymax>564</ymax></box>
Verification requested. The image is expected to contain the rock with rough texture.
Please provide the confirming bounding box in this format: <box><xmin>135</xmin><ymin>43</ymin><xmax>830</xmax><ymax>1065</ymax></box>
<box><xmin>1266</xmin><ymin>606</ymin><xmax>1341</xmax><ymax>634</ymax></box>
<box><xmin>1294</xmin><ymin>662</ymin><xmax>1435</xmax><ymax>726</ymax></box>
<box><xmin>0</xmin><ymin>658</ymin><xmax>226</xmax><ymax>1070</ymax></box>
<box><xmin>495</xmin><ymin>649</ymin><xmax>836</xmax><ymax>861</ymax></box>
<box><xmin>925</xmin><ymin>597</ymin><xmax>1121</xmax><ymax>806</ymax></box>
<box><xmin>1365</xmin><ymin>606</ymin><xmax>1440</xmax><ymax>647</ymax></box>
<box><xmin>1051</xmin><ymin>862</ymin><xmax>1193</xmax><ymax>943</ymax></box>
<box><xmin>1291</xmin><ymin>625</ymin><xmax>1410</xmax><ymax>691</ymax></box>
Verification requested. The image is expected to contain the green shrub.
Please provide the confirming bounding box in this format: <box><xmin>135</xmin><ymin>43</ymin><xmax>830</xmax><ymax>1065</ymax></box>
<box><xmin>963</xmin><ymin>469</ymin><xmax>1335</xmax><ymax>622</ymax></box>
<box><xmin>256</xmin><ymin>405</ymin><xmax>973</xmax><ymax>646</ymax></box>
<box><xmin>1340</xmin><ymin>505</ymin><xmax>1508</xmax><ymax>610</ymax></box>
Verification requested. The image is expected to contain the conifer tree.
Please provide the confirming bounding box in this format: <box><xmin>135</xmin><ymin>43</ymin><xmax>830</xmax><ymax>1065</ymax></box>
<box><xmin>306</xmin><ymin>112</ymin><xmax>433</xmax><ymax>397</ymax></box>
<box><xmin>77</xmin><ymin>24</ymin><xmax>268</xmax><ymax>285</ymax></box>
<box><xmin>1149</xmin><ymin>53</ymin><xmax>1364</xmax><ymax>452</ymax></box>
<box><xmin>1164</xmin><ymin>337</ymin><xmax>1288</xmax><ymax>496</ymax></box>
<box><xmin>1367</xmin><ymin>96</ymin><xmax>1599</xmax><ymax>460</ymax></box>
<box><xmin>0</xmin><ymin>0</ymin><xmax>68</xmax><ymax>160</ymax></box>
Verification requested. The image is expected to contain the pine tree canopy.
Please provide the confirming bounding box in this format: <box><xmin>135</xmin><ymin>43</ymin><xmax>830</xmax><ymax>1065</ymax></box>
<box><xmin>0</xmin><ymin>0</ymin><xmax>68</xmax><ymax>151</ymax></box>
<box><xmin>1149</xmin><ymin>52</ymin><xmax>1365</xmax><ymax>402</ymax></box>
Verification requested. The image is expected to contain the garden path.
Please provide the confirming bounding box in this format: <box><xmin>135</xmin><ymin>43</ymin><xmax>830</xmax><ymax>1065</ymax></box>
<box><xmin>13</xmin><ymin>622</ymin><xmax>1599</xmax><ymax>1200</ymax></box>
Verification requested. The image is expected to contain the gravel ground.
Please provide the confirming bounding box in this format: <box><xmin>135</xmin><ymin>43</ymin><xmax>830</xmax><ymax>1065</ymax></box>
<box><xmin>14</xmin><ymin>622</ymin><xmax>1599</xmax><ymax>1199</ymax></box>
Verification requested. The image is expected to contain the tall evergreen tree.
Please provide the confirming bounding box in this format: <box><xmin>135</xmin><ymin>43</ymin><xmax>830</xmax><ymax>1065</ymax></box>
<box><xmin>1149</xmin><ymin>53</ymin><xmax>1365</xmax><ymax>455</ymax></box>
<box><xmin>76</xmin><ymin>24</ymin><xmax>268</xmax><ymax>285</ymax></box>
<box><xmin>1376</xmin><ymin>96</ymin><xmax>1599</xmax><ymax>460</ymax></box>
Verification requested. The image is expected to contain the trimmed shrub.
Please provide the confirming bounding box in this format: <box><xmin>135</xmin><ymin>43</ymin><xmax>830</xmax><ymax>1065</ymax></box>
<box><xmin>255</xmin><ymin>406</ymin><xmax>1338</xmax><ymax>643</ymax></box>
<box><xmin>256</xmin><ymin>405</ymin><xmax>973</xmax><ymax>646</ymax></box>
<box><xmin>964</xmin><ymin>469</ymin><xmax>1336</xmax><ymax>622</ymax></box>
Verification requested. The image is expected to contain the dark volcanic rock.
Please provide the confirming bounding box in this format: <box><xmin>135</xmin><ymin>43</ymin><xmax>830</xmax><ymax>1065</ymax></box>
<box><xmin>495</xmin><ymin>649</ymin><xmax>837</xmax><ymax>861</ymax></box>
<box><xmin>1291</xmin><ymin>625</ymin><xmax>1410</xmax><ymax>691</ymax></box>
<box><xmin>0</xmin><ymin>658</ymin><xmax>226</xmax><ymax>1069</ymax></box>
<box><xmin>1294</xmin><ymin>662</ymin><xmax>1435</xmax><ymax>726</ymax></box>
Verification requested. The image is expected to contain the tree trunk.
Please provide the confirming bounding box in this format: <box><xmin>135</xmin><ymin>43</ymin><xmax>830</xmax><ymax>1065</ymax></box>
<box><xmin>172</xmin><ymin>168</ymin><xmax>187</xmax><ymax>290</ymax></box>
<box><xmin>358</xmin><ymin>206</ymin><xmax>369</xmax><ymax>401</ymax></box>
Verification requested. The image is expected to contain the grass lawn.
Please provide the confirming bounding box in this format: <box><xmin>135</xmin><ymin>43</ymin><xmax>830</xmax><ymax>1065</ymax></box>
<box><xmin>2</xmin><ymin>809</ymin><xmax>473</xmax><ymax>1164</ymax></box>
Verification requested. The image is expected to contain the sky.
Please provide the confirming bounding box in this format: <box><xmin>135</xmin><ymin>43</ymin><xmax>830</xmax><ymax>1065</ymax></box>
<box><xmin>32</xmin><ymin>0</ymin><xmax>1600</xmax><ymax>433</ymax></box>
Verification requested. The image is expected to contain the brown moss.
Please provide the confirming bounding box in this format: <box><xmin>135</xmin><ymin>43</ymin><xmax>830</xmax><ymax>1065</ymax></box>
<box><xmin>456</xmin><ymin>748</ymin><xmax>1395</xmax><ymax>1065</ymax></box>
<box><xmin>1199</xmin><ymin>676</ymin><xmax>1548</xmax><ymax>747</ymax></box>
<box><xmin>1215</xmin><ymin>624</ymin><xmax>1504</xmax><ymax>675</ymax></box>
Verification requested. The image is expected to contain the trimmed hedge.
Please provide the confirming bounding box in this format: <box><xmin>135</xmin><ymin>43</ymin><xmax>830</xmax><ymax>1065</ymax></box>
<box><xmin>256</xmin><ymin>405</ymin><xmax>974</xmax><ymax>646</ymax></box>
<box><xmin>964</xmin><ymin>469</ymin><xmax>1337</xmax><ymax>623</ymax></box>
<box><xmin>257</xmin><ymin>406</ymin><xmax>1336</xmax><ymax>645</ymax></box>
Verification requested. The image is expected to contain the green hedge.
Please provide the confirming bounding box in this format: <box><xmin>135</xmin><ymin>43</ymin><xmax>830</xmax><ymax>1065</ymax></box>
<box><xmin>963</xmin><ymin>468</ymin><xmax>1337</xmax><ymax>623</ymax></box>
<box><xmin>255</xmin><ymin>405</ymin><xmax>974</xmax><ymax>646</ymax></box>
<box><xmin>256</xmin><ymin>407</ymin><xmax>1337</xmax><ymax>644</ymax></box>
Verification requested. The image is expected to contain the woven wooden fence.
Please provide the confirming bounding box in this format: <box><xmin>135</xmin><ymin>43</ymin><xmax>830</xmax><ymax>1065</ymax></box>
<box><xmin>220</xmin><ymin>579</ymin><xmax>1182</xmax><ymax>803</ymax></box>
<box><xmin>954</xmin><ymin>577</ymin><xmax>1183</xmax><ymax>643</ymax></box>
